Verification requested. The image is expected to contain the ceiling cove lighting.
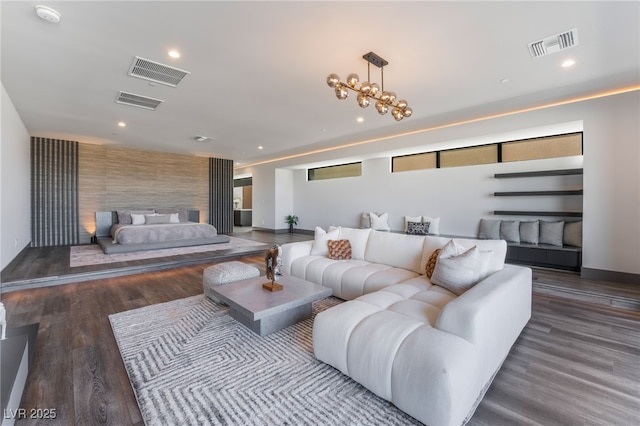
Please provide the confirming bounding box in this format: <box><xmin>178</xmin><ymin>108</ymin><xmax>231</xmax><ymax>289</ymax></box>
<box><xmin>327</xmin><ymin>52</ymin><xmax>413</xmax><ymax>121</ymax></box>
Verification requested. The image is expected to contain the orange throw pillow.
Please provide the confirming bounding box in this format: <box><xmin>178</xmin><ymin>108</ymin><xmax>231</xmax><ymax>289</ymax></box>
<box><xmin>327</xmin><ymin>239</ymin><xmax>352</xmax><ymax>260</ymax></box>
<box><xmin>425</xmin><ymin>249</ymin><xmax>441</xmax><ymax>278</ymax></box>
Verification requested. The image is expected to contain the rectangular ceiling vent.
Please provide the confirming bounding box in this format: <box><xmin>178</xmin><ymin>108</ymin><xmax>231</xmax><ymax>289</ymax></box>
<box><xmin>528</xmin><ymin>28</ymin><xmax>578</xmax><ymax>58</ymax></box>
<box><xmin>115</xmin><ymin>91</ymin><xmax>164</xmax><ymax>110</ymax></box>
<box><xmin>128</xmin><ymin>56</ymin><xmax>190</xmax><ymax>87</ymax></box>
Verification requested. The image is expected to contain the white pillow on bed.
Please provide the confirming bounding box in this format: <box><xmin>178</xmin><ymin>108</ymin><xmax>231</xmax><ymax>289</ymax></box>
<box><xmin>170</xmin><ymin>213</ymin><xmax>180</xmax><ymax>223</ymax></box>
<box><xmin>131</xmin><ymin>213</ymin><xmax>145</xmax><ymax>225</ymax></box>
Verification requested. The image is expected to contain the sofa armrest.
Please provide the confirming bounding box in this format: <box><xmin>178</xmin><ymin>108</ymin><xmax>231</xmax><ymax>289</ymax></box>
<box><xmin>281</xmin><ymin>240</ymin><xmax>313</xmax><ymax>275</ymax></box>
<box><xmin>435</xmin><ymin>264</ymin><xmax>532</xmax><ymax>384</ymax></box>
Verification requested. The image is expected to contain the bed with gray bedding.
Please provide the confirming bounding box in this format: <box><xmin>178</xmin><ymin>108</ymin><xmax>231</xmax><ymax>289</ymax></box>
<box><xmin>95</xmin><ymin>209</ymin><xmax>230</xmax><ymax>254</ymax></box>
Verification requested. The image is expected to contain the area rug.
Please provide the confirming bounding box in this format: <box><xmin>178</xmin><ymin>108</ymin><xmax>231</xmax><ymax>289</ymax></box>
<box><xmin>70</xmin><ymin>237</ymin><xmax>265</xmax><ymax>267</ymax></box>
<box><xmin>109</xmin><ymin>295</ymin><xmax>421</xmax><ymax>426</ymax></box>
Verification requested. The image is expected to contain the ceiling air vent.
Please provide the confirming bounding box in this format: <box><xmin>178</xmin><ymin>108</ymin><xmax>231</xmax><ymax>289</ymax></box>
<box><xmin>115</xmin><ymin>91</ymin><xmax>164</xmax><ymax>110</ymax></box>
<box><xmin>528</xmin><ymin>28</ymin><xmax>578</xmax><ymax>58</ymax></box>
<box><xmin>128</xmin><ymin>56</ymin><xmax>190</xmax><ymax>87</ymax></box>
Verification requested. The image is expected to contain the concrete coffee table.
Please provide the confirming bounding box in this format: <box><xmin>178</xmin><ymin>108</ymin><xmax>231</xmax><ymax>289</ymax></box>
<box><xmin>211</xmin><ymin>275</ymin><xmax>332</xmax><ymax>336</ymax></box>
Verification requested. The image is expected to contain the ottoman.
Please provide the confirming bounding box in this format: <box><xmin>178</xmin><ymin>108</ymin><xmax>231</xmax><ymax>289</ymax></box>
<box><xmin>203</xmin><ymin>261</ymin><xmax>260</xmax><ymax>302</ymax></box>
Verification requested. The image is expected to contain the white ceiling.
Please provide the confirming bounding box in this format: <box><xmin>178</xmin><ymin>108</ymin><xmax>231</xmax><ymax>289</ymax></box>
<box><xmin>2</xmin><ymin>1</ymin><xmax>639</xmax><ymax>167</ymax></box>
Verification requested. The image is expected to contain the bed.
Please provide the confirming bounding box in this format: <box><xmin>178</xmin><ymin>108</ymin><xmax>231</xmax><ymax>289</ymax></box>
<box><xmin>95</xmin><ymin>209</ymin><xmax>230</xmax><ymax>254</ymax></box>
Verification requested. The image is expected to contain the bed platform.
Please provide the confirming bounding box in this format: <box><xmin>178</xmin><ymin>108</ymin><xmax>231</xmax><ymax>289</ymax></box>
<box><xmin>95</xmin><ymin>209</ymin><xmax>230</xmax><ymax>254</ymax></box>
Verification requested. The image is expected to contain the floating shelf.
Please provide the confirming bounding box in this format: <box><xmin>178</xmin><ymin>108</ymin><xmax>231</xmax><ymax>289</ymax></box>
<box><xmin>494</xmin><ymin>190</ymin><xmax>583</xmax><ymax>196</ymax></box>
<box><xmin>494</xmin><ymin>210</ymin><xmax>583</xmax><ymax>218</ymax></box>
<box><xmin>494</xmin><ymin>168</ymin><xmax>583</xmax><ymax>179</ymax></box>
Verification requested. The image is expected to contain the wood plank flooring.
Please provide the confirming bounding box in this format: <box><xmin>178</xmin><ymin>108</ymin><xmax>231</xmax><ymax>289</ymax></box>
<box><xmin>1</xmin><ymin>231</ymin><xmax>639</xmax><ymax>425</ymax></box>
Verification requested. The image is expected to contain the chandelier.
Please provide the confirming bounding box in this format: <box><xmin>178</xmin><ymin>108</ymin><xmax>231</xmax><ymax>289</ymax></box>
<box><xmin>326</xmin><ymin>52</ymin><xmax>412</xmax><ymax>121</ymax></box>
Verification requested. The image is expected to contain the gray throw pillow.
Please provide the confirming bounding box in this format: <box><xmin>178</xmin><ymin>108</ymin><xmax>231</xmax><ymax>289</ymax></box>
<box><xmin>144</xmin><ymin>213</ymin><xmax>172</xmax><ymax>225</ymax></box>
<box><xmin>478</xmin><ymin>219</ymin><xmax>501</xmax><ymax>239</ymax></box>
<box><xmin>500</xmin><ymin>220</ymin><xmax>520</xmax><ymax>243</ymax></box>
<box><xmin>520</xmin><ymin>221</ymin><xmax>540</xmax><ymax>244</ymax></box>
<box><xmin>117</xmin><ymin>209</ymin><xmax>154</xmax><ymax>225</ymax></box>
<box><xmin>563</xmin><ymin>221</ymin><xmax>583</xmax><ymax>247</ymax></box>
<box><xmin>539</xmin><ymin>221</ymin><xmax>565</xmax><ymax>246</ymax></box>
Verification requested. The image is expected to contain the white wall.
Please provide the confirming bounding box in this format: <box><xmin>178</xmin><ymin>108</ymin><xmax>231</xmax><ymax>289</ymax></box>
<box><xmin>1</xmin><ymin>83</ymin><xmax>31</xmax><ymax>272</ymax></box>
<box><xmin>238</xmin><ymin>90</ymin><xmax>640</xmax><ymax>277</ymax></box>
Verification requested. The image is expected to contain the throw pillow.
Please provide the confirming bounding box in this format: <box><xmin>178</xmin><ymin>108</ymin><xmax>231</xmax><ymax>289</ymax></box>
<box><xmin>117</xmin><ymin>209</ymin><xmax>154</xmax><ymax>225</ymax></box>
<box><xmin>478</xmin><ymin>219</ymin><xmax>501</xmax><ymax>239</ymax></box>
<box><xmin>337</xmin><ymin>227</ymin><xmax>371</xmax><ymax>260</ymax></box>
<box><xmin>130</xmin><ymin>213</ymin><xmax>145</xmax><ymax>225</ymax></box>
<box><xmin>422</xmin><ymin>216</ymin><xmax>440</xmax><ymax>234</ymax></box>
<box><xmin>327</xmin><ymin>239</ymin><xmax>352</xmax><ymax>260</ymax></box>
<box><xmin>370</xmin><ymin>212</ymin><xmax>391</xmax><ymax>231</ymax></box>
<box><xmin>407</xmin><ymin>221</ymin><xmax>429</xmax><ymax>235</ymax></box>
<box><xmin>310</xmin><ymin>226</ymin><xmax>340</xmax><ymax>256</ymax></box>
<box><xmin>144</xmin><ymin>213</ymin><xmax>172</xmax><ymax>225</ymax></box>
<box><xmin>404</xmin><ymin>216</ymin><xmax>422</xmax><ymax>233</ymax></box>
<box><xmin>500</xmin><ymin>220</ymin><xmax>520</xmax><ymax>243</ymax></box>
<box><xmin>539</xmin><ymin>221</ymin><xmax>565</xmax><ymax>246</ymax></box>
<box><xmin>169</xmin><ymin>213</ymin><xmax>180</xmax><ymax>223</ymax></box>
<box><xmin>563</xmin><ymin>221</ymin><xmax>583</xmax><ymax>247</ymax></box>
<box><xmin>425</xmin><ymin>249</ymin><xmax>441</xmax><ymax>279</ymax></box>
<box><xmin>431</xmin><ymin>240</ymin><xmax>481</xmax><ymax>296</ymax></box>
<box><xmin>520</xmin><ymin>221</ymin><xmax>540</xmax><ymax>244</ymax></box>
<box><xmin>360</xmin><ymin>212</ymin><xmax>372</xmax><ymax>229</ymax></box>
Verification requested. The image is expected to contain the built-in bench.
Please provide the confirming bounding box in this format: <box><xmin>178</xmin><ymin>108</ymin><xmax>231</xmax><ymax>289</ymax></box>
<box><xmin>505</xmin><ymin>242</ymin><xmax>582</xmax><ymax>272</ymax></box>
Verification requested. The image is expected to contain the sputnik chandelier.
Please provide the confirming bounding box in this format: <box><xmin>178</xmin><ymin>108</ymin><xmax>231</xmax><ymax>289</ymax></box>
<box><xmin>326</xmin><ymin>52</ymin><xmax>413</xmax><ymax>121</ymax></box>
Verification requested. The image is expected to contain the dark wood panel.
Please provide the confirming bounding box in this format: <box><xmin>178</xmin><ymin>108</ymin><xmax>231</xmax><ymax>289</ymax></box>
<box><xmin>494</xmin><ymin>168</ymin><xmax>584</xmax><ymax>178</ymax></box>
<box><xmin>495</xmin><ymin>210</ymin><xmax>583</xmax><ymax>217</ymax></box>
<box><xmin>494</xmin><ymin>190</ymin><xmax>583</xmax><ymax>196</ymax></box>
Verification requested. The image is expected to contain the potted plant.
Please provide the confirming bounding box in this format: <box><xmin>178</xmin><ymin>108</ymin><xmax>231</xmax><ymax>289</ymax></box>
<box><xmin>285</xmin><ymin>214</ymin><xmax>299</xmax><ymax>233</ymax></box>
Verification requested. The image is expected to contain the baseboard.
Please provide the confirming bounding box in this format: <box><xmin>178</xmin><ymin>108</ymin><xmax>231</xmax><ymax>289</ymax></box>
<box><xmin>1</xmin><ymin>243</ymin><xmax>31</xmax><ymax>284</ymax></box>
<box><xmin>581</xmin><ymin>267</ymin><xmax>640</xmax><ymax>284</ymax></box>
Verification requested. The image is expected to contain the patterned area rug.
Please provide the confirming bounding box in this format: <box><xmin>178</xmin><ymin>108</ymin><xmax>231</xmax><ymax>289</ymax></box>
<box><xmin>109</xmin><ymin>295</ymin><xmax>421</xmax><ymax>426</ymax></box>
<box><xmin>70</xmin><ymin>237</ymin><xmax>265</xmax><ymax>267</ymax></box>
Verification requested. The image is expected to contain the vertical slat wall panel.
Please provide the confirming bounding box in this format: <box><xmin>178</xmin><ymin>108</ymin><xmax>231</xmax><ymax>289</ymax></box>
<box><xmin>31</xmin><ymin>138</ymin><xmax>79</xmax><ymax>247</ymax></box>
<box><xmin>209</xmin><ymin>158</ymin><xmax>234</xmax><ymax>234</ymax></box>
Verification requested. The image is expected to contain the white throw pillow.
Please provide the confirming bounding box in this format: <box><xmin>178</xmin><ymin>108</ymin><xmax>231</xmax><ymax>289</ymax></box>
<box><xmin>310</xmin><ymin>226</ymin><xmax>340</xmax><ymax>256</ymax></box>
<box><xmin>404</xmin><ymin>216</ymin><xmax>422</xmax><ymax>233</ymax></box>
<box><xmin>431</xmin><ymin>240</ymin><xmax>481</xmax><ymax>296</ymax></box>
<box><xmin>337</xmin><ymin>227</ymin><xmax>371</xmax><ymax>260</ymax></box>
<box><xmin>131</xmin><ymin>213</ymin><xmax>145</xmax><ymax>225</ymax></box>
<box><xmin>370</xmin><ymin>212</ymin><xmax>391</xmax><ymax>231</ymax></box>
<box><xmin>169</xmin><ymin>213</ymin><xmax>180</xmax><ymax>223</ymax></box>
<box><xmin>422</xmin><ymin>216</ymin><xmax>440</xmax><ymax>234</ymax></box>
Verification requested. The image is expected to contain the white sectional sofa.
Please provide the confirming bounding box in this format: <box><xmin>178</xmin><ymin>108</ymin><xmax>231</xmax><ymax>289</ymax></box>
<box><xmin>281</xmin><ymin>227</ymin><xmax>532</xmax><ymax>426</ymax></box>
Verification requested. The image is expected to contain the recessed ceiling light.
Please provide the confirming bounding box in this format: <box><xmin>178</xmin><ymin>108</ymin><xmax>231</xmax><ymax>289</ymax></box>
<box><xmin>561</xmin><ymin>59</ymin><xmax>576</xmax><ymax>68</ymax></box>
<box><xmin>356</xmin><ymin>117</ymin><xmax>364</xmax><ymax>123</ymax></box>
<box><xmin>500</xmin><ymin>78</ymin><xmax>510</xmax><ymax>84</ymax></box>
<box><xmin>168</xmin><ymin>50</ymin><xmax>181</xmax><ymax>59</ymax></box>
<box><xmin>117</xmin><ymin>121</ymin><xmax>126</xmax><ymax>127</ymax></box>
<box><xmin>258</xmin><ymin>146</ymin><xmax>264</xmax><ymax>150</ymax></box>
<box><xmin>35</xmin><ymin>5</ymin><xmax>61</xmax><ymax>23</ymax></box>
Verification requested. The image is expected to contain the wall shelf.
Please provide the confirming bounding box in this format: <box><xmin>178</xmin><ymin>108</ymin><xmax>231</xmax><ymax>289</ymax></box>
<box><xmin>494</xmin><ymin>168</ymin><xmax>583</xmax><ymax>179</ymax></box>
<box><xmin>494</xmin><ymin>210</ymin><xmax>583</xmax><ymax>218</ymax></box>
<box><xmin>494</xmin><ymin>190</ymin><xmax>583</xmax><ymax>196</ymax></box>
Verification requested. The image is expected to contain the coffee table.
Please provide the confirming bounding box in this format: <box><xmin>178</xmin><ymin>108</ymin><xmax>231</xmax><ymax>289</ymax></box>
<box><xmin>211</xmin><ymin>275</ymin><xmax>333</xmax><ymax>336</ymax></box>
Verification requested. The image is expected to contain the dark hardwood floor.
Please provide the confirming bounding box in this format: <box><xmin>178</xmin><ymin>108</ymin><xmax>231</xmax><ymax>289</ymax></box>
<box><xmin>1</xmin><ymin>230</ymin><xmax>639</xmax><ymax>425</ymax></box>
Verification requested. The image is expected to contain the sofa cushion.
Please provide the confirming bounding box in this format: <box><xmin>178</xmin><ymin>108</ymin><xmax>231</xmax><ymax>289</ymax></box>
<box><xmin>310</xmin><ymin>226</ymin><xmax>339</xmax><ymax>256</ymax></box>
<box><xmin>328</xmin><ymin>239</ymin><xmax>352</xmax><ymax>260</ymax></box>
<box><xmin>563</xmin><ymin>221</ymin><xmax>582</xmax><ymax>247</ymax></box>
<box><xmin>478</xmin><ymin>218</ymin><xmax>501</xmax><ymax>239</ymax></box>
<box><xmin>365</xmin><ymin>230</ymin><xmax>425</xmax><ymax>274</ymax></box>
<box><xmin>337</xmin><ymin>227</ymin><xmax>371</xmax><ymax>260</ymax></box>
<box><xmin>520</xmin><ymin>220</ymin><xmax>539</xmax><ymax>244</ymax></box>
<box><xmin>540</xmin><ymin>221</ymin><xmax>565</xmax><ymax>246</ymax></box>
<box><xmin>500</xmin><ymin>220</ymin><xmax>520</xmax><ymax>243</ymax></box>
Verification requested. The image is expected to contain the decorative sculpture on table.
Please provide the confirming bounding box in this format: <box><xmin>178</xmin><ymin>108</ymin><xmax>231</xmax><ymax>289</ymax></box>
<box><xmin>263</xmin><ymin>244</ymin><xmax>283</xmax><ymax>292</ymax></box>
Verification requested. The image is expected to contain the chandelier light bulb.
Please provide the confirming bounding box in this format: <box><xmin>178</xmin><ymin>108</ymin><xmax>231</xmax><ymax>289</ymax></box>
<box><xmin>402</xmin><ymin>107</ymin><xmax>413</xmax><ymax>118</ymax></box>
<box><xmin>346</xmin><ymin>73</ymin><xmax>359</xmax><ymax>88</ymax></box>
<box><xmin>357</xmin><ymin>93</ymin><xmax>370</xmax><ymax>108</ymax></box>
<box><xmin>388</xmin><ymin>92</ymin><xmax>397</xmax><ymax>103</ymax></box>
<box><xmin>380</xmin><ymin>91</ymin><xmax>391</xmax><ymax>103</ymax></box>
<box><xmin>335</xmin><ymin>84</ymin><xmax>349</xmax><ymax>100</ymax></box>
<box><xmin>327</xmin><ymin>74</ymin><xmax>340</xmax><ymax>88</ymax></box>
<box><xmin>359</xmin><ymin>81</ymin><xmax>371</xmax><ymax>94</ymax></box>
<box><xmin>375</xmin><ymin>100</ymin><xmax>389</xmax><ymax>115</ymax></box>
<box><xmin>397</xmin><ymin>99</ymin><xmax>407</xmax><ymax>109</ymax></box>
<box><xmin>370</xmin><ymin>83</ymin><xmax>380</xmax><ymax>96</ymax></box>
<box><xmin>392</xmin><ymin>108</ymin><xmax>404</xmax><ymax>121</ymax></box>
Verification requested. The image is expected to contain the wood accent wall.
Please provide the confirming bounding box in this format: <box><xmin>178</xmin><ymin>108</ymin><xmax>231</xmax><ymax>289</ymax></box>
<box><xmin>78</xmin><ymin>144</ymin><xmax>209</xmax><ymax>243</ymax></box>
<box><xmin>31</xmin><ymin>138</ymin><xmax>80</xmax><ymax>247</ymax></box>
